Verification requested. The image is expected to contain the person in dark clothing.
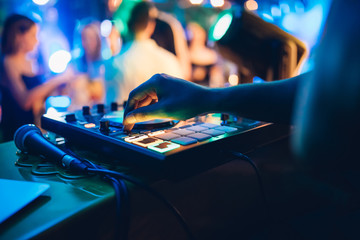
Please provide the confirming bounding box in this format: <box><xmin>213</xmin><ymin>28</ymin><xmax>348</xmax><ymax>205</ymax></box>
<box><xmin>0</xmin><ymin>14</ymin><xmax>72</xmax><ymax>142</ymax></box>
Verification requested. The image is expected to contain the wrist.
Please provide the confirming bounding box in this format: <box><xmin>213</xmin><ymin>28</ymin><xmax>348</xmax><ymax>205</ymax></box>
<box><xmin>202</xmin><ymin>87</ymin><xmax>224</xmax><ymax>114</ymax></box>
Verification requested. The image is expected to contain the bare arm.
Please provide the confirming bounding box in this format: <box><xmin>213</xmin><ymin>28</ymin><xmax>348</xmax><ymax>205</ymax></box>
<box><xmin>123</xmin><ymin>73</ymin><xmax>308</xmax><ymax>131</ymax></box>
<box><xmin>4</xmin><ymin>60</ymin><xmax>72</xmax><ymax>110</ymax></box>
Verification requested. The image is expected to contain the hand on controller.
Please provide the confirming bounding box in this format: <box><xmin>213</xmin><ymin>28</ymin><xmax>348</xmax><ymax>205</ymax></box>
<box><xmin>123</xmin><ymin>74</ymin><xmax>211</xmax><ymax>132</ymax></box>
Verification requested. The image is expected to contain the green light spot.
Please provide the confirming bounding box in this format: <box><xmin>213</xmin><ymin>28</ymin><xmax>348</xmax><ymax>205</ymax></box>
<box><xmin>148</xmin><ymin>142</ymin><xmax>180</xmax><ymax>153</ymax></box>
<box><xmin>211</xmin><ymin>13</ymin><xmax>233</xmax><ymax>41</ymax></box>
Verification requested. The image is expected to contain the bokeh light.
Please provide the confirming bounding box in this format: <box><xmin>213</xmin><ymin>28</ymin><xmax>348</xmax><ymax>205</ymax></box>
<box><xmin>210</xmin><ymin>0</ymin><xmax>225</xmax><ymax>8</ymax></box>
<box><xmin>48</xmin><ymin>50</ymin><xmax>72</xmax><ymax>73</ymax></box>
<box><xmin>245</xmin><ymin>0</ymin><xmax>258</xmax><ymax>11</ymax></box>
<box><xmin>101</xmin><ymin>19</ymin><xmax>112</xmax><ymax>37</ymax></box>
<box><xmin>189</xmin><ymin>0</ymin><xmax>204</xmax><ymax>5</ymax></box>
<box><xmin>211</xmin><ymin>12</ymin><xmax>233</xmax><ymax>41</ymax></box>
<box><xmin>228</xmin><ymin>74</ymin><xmax>239</xmax><ymax>86</ymax></box>
<box><xmin>32</xmin><ymin>0</ymin><xmax>50</xmax><ymax>5</ymax></box>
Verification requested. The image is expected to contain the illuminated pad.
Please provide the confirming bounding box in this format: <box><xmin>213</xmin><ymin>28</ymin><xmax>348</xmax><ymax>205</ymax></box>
<box><xmin>124</xmin><ymin>134</ymin><xmax>148</xmax><ymax>143</ymax></box>
<box><xmin>187</xmin><ymin>133</ymin><xmax>212</xmax><ymax>141</ymax></box>
<box><xmin>214</xmin><ymin>126</ymin><xmax>238</xmax><ymax>133</ymax></box>
<box><xmin>186</xmin><ymin>126</ymin><xmax>208</xmax><ymax>132</ymax></box>
<box><xmin>202</xmin><ymin>129</ymin><xmax>225</xmax><ymax>136</ymax></box>
<box><xmin>148</xmin><ymin>130</ymin><xmax>166</xmax><ymax>136</ymax></box>
<box><xmin>172</xmin><ymin>129</ymin><xmax>195</xmax><ymax>136</ymax></box>
<box><xmin>172</xmin><ymin>137</ymin><xmax>197</xmax><ymax>146</ymax></box>
<box><xmin>132</xmin><ymin>137</ymin><xmax>163</xmax><ymax>147</ymax></box>
<box><xmin>148</xmin><ymin>141</ymin><xmax>180</xmax><ymax>153</ymax></box>
<box><xmin>198</xmin><ymin>123</ymin><xmax>219</xmax><ymax>129</ymax></box>
<box><xmin>156</xmin><ymin>132</ymin><xmax>181</xmax><ymax>140</ymax></box>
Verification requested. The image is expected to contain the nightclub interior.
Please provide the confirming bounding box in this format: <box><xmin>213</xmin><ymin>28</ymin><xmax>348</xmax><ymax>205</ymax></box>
<box><xmin>1</xmin><ymin>0</ymin><xmax>360</xmax><ymax>239</ymax></box>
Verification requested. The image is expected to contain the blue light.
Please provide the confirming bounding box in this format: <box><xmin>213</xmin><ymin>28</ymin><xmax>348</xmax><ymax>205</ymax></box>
<box><xmin>271</xmin><ymin>5</ymin><xmax>281</xmax><ymax>17</ymax></box>
<box><xmin>48</xmin><ymin>50</ymin><xmax>71</xmax><ymax>73</ymax></box>
<box><xmin>48</xmin><ymin>96</ymin><xmax>71</xmax><ymax>108</ymax></box>
<box><xmin>281</xmin><ymin>4</ymin><xmax>325</xmax><ymax>49</ymax></box>
<box><xmin>100</xmin><ymin>19</ymin><xmax>112</xmax><ymax>37</ymax></box>
<box><xmin>102</xmin><ymin>48</ymin><xmax>112</xmax><ymax>60</ymax></box>
<box><xmin>262</xmin><ymin>13</ymin><xmax>274</xmax><ymax>22</ymax></box>
<box><xmin>46</xmin><ymin>96</ymin><xmax>71</xmax><ymax>113</ymax></box>
<box><xmin>32</xmin><ymin>0</ymin><xmax>50</xmax><ymax>5</ymax></box>
<box><xmin>280</xmin><ymin>3</ymin><xmax>290</xmax><ymax>14</ymax></box>
<box><xmin>295</xmin><ymin>1</ymin><xmax>305</xmax><ymax>13</ymax></box>
<box><xmin>282</xmin><ymin>14</ymin><xmax>298</xmax><ymax>32</ymax></box>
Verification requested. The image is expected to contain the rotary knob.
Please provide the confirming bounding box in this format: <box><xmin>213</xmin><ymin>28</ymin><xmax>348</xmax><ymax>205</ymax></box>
<box><xmin>82</xmin><ymin>106</ymin><xmax>90</xmax><ymax>115</ymax></box>
<box><xmin>65</xmin><ymin>113</ymin><xmax>76</xmax><ymax>122</ymax></box>
<box><xmin>111</xmin><ymin>102</ymin><xmax>118</xmax><ymax>111</ymax></box>
<box><xmin>99</xmin><ymin>119</ymin><xmax>110</xmax><ymax>132</ymax></box>
<box><xmin>97</xmin><ymin>104</ymin><xmax>105</xmax><ymax>114</ymax></box>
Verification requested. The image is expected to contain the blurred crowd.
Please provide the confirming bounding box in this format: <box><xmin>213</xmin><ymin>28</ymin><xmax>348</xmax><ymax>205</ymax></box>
<box><xmin>0</xmin><ymin>1</ymin><xmax>228</xmax><ymax>142</ymax></box>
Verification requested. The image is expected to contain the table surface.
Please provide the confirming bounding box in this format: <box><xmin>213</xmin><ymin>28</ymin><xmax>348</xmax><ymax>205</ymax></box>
<box><xmin>0</xmin><ymin>141</ymin><xmax>118</xmax><ymax>239</ymax></box>
<box><xmin>0</xmin><ymin>133</ymin><xmax>304</xmax><ymax>240</ymax></box>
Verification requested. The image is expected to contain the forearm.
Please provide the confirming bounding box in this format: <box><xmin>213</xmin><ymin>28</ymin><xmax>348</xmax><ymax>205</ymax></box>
<box><xmin>25</xmin><ymin>78</ymin><xmax>64</xmax><ymax>109</ymax></box>
<box><xmin>204</xmin><ymin>73</ymin><xmax>309</xmax><ymax>124</ymax></box>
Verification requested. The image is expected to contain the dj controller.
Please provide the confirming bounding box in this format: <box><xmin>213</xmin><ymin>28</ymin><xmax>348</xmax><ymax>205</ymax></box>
<box><xmin>41</xmin><ymin>103</ymin><xmax>289</xmax><ymax>177</ymax></box>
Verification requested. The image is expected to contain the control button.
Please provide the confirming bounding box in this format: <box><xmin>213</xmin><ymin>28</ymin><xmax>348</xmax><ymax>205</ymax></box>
<box><xmin>132</xmin><ymin>137</ymin><xmax>163</xmax><ymax>147</ymax></box>
<box><xmin>65</xmin><ymin>113</ymin><xmax>76</xmax><ymax>122</ymax></box>
<box><xmin>82</xmin><ymin>106</ymin><xmax>90</xmax><ymax>115</ymax></box>
<box><xmin>111</xmin><ymin>102</ymin><xmax>118</xmax><ymax>111</ymax></box>
<box><xmin>172</xmin><ymin>129</ymin><xmax>195</xmax><ymax>136</ymax></box>
<box><xmin>84</xmin><ymin>123</ymin><xmax>96</xmax><ymax>128</ymax></box>
<box><xmin>155</xmin><ymin>132</ymin><xmax>181</xmax><ymax>140</ymax></box>
<box><xmin>148</xmin><ymin>141</ymin><xmax>180</xmax><ymax>153</ymax></box>
<box><xmin>148</xmin><ymin>130</ymin><xmax>166</xmax><ymax>136</ymax></box>
<box><xmin>186</xmin><ymin>126</ymin><xmax>208</xmax><ymax>132</ymax></box>
<box><xmin>172</xmin><ymin>137</ymin><xmax>197</xmax><ymax>146</ymax></box>
<box><xmin>201</xmin><ymin>129</ymin><xmax>225</xmax><ymax>136</ymax></box>
<box><xmin>124</xmin><ymin>134</ymin><xmax>148</xmax><ymax>143</ymax></box>
<box><xmin>99</xmin><ymin>119</ymin><xmax>110</xmax><ymax>132</ymax></box>
<box><xmin>97</xmin><ymin>104</ymin><xmax>105</xmax><ymax>113</ymax></box>
<box><xmin>187</xmin><ymin>133</ymin><xmax>211</xmax><ymax>141</ymax></box>
<box><xmin>179</xmin><ymin>124</ymin><xmax>193</xmax><ymax>129</ymax></box>
<box><xmin>214</xmin><ymin>126</ymin><xmax>238</xmax><ymax>133</ymax></box>
<box><xmin>198</xmin><ymin>123</ymin><xmax>219</xmax><ymax>129</ymax></box>
<box><xmin>221</xmin><ymin>113</ymin><xmax>229</xmax><ymax>122</ymax></box>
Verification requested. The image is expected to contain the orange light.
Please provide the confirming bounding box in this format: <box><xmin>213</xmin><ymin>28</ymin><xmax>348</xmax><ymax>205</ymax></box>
<box><xmin>245</xmin><ymin>0</ymin><xmax>258</xmax><ymax>11</ymax></box>
<box><xmin>84</xmin><ymin>123</ymin><xmax>96</xmax><ymax>128</ymax></box>
<box><xmin>108</xmin><ymin>0</ymin><xmax>122</xmax><ymax>12</ymax></box>
<box><xmin>228</xmin><ymin>74</ymin><xmax>239</xmax><ymax>86</ymax></box>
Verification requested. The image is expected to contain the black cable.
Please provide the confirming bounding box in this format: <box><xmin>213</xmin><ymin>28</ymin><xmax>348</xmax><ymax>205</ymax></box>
<box><xmin>63</xmin><ymin>146</ymin><xmax>130</xmax><ymax>240</ymax></box>
<box><xmin>61</xmin><ymin>145</ymin><xmax>193</xmax><ymax>239</ymax></box>
<box><xmin>107</xmin><ymin>176</ymin><xmax>129</xmax><ymax>240</ymax></box>
<box><xmin>86</xmin><ymin>168</ymin><xmax>195</xmax><ymax>240</ymax></box>
<box><xmin>228</xmin><ymin>151</ymin><xmax>269</xmax><ymax>215</ymax></box>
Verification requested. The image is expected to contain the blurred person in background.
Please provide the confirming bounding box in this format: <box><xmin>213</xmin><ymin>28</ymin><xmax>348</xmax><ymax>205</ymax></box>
<box><xmin>107</xmin><ymin>25</ymin><xmax>122</xmax><ymax>57</ymax></box>
<box><xmin>0</xmin><ymin>14</ymin><xmax>72</xmax><ymax>142</ymax></box>
<box><xmin>152</xmin><ymin>11</ymin><xmax>192</xmax><ymax>81</ymax></box>
<box><xmin>105</xmin><ymin>1</ymin><xmax>183</xmax><ymax>105</ymax></box>
<box><xmin>187</xmin><ymin>22</ymin><xmax>225</xmax><ymax>87</ymax></box>
<box><xmin>68</xmin><ymin>22</ymin><xmax>105</xmax><ymax>109</ymax></box>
